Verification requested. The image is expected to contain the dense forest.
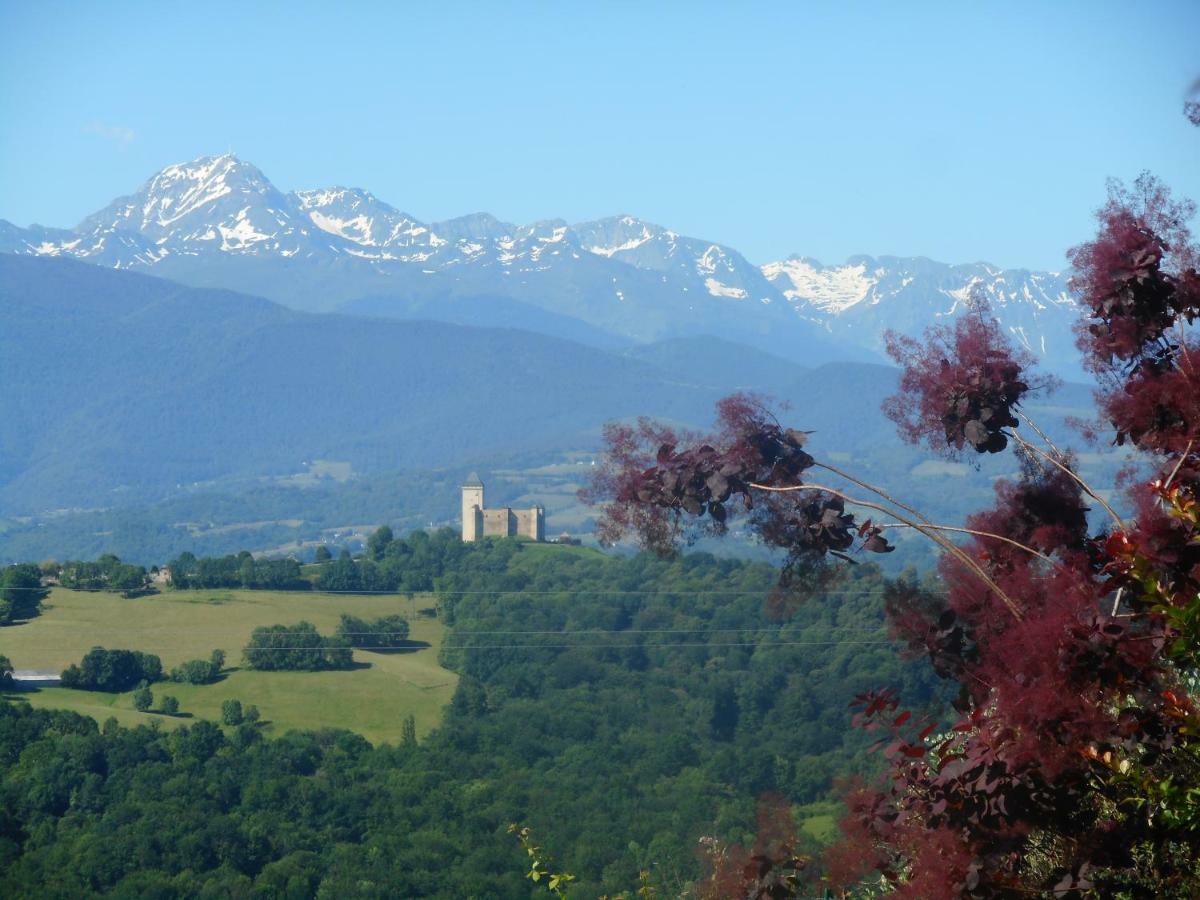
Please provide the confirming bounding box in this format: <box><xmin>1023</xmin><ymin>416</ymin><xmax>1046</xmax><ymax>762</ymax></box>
<box><xmin>0</xmin><ymin>541</ymin><xmax>939</xmax><ymax>896</ymax></box>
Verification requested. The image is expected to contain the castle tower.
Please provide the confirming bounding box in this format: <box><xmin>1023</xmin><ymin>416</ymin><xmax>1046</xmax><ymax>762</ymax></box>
<box><xmin>525</xmin><ymin>505</ymin><xmax>545</xmax><ymax>541</ymax></box>
<box><xmin>461</xmin><ymin>473</ymin><xmax>484</xmax><ymax>542</ymax></box>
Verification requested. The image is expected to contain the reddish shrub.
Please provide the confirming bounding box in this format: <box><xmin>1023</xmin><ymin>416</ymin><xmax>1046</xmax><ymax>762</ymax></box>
<box><xmin>883</xmin><ymin>300</ymin><xmax>1049</xmax><ymax>456</ymax></box>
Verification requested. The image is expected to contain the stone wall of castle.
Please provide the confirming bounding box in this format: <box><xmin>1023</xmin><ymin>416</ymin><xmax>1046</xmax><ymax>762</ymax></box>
<box><xmin>461</xmin><ymin>475</ymin><xmax>545</xmax><ymax>542</ymax></box>
<box><xmin>513</xmin><ymin>508</ymin><xmax>545</xmax><ymax>541</ymax></box>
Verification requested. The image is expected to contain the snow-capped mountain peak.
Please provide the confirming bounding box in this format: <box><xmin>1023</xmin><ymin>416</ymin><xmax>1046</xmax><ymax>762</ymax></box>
<box><xmin>290</xmin><ymin>186</ymin><xmax>429</xmax><ymax>252</ymax></box>
<box><xmin>80</xmin><ymin>154</ymin><xmax>279</xmax><ymax>235</ymax></box>
<box><xmin>761</xmin><ymin>253</ymin><xmax>1079</xmax><ymax>365</ymax></box>
<box><xmin>0</xmin><ymin>153</ymin><xmax>1087</xmax><ymax>376</ymax></box>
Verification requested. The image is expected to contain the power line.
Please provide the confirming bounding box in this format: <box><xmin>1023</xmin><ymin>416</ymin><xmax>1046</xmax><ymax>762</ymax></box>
<box><xmin>0</xmin><ymin>628</ymin><xmax>892</xmax><ymax>643</ymax></box>
<box><xmin>0</xmin><ymin>585</ymin><xmax>947</xmax><ymax>595</ymax></box>
<box><xmin>23</xmin><ymin>643</ymin><xmax>897</xmax><ymax>657</ymax></box>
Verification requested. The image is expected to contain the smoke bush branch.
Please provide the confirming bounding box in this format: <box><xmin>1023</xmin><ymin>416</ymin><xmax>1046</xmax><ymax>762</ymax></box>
<box><xmin>749</xmin><ymin>480</ymin><xmax>1025</xmax><ymax>621</ymax></box>
<box><xmin>1005</xmin><ymin>429</ymin><xmax>1125</xmax><ymax>529</ymax></box>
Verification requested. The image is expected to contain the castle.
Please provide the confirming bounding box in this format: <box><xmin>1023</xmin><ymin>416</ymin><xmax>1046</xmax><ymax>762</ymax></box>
<box><xmin>461</xmin><ymin>473</ymin><xmax>545</xmax><ymax>542</ymax></box>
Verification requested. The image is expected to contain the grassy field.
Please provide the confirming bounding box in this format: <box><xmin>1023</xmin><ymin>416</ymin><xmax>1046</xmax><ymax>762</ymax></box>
<box><xmin>0</xmin><ymin>587</ymin><xmax>457</xmax><ymax>744</ymax></box>
<box><xmin>796</xmin><ymin>800</ymin><xmax>842</xmax><ymax>845</ymax></box>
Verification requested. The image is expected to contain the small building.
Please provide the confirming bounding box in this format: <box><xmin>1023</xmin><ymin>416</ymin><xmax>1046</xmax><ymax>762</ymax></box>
<box><xmin>11</xmin><ymin>670</ymin><xmax>62</xmax><ymax>687</ymax></box>
<box><xmin>461</xmin><ymin>473</ymin><xmax>545</xmax><ymax>542</ymax></box>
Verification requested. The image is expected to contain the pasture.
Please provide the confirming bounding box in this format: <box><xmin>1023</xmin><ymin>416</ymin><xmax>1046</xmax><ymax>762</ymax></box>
<box><xmin>0</xmin><ymin>587</ymin><xmax>457</xmax><ymax>744</ymax></box>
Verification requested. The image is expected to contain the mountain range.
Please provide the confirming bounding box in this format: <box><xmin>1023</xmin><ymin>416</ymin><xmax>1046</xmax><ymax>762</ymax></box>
<box><xmin>0</xmin><ymin>253</ymin><xmax>1112</xmax><ymax>562</ymax></box>
<box><xmin>0</xmin><ymin>154</ymin><xmax>1086</xmax><ymax>375</ymax></box>
<box><xmin>0</xmin><ymin>254</ymin><xmax>718</xmax><ymax>515</ymax></box>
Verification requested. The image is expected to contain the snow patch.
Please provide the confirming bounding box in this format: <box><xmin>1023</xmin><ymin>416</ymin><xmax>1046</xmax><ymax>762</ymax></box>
<box><xmin>705</xmin><ymin>277</ymin><xmax>748</xmax><ymax>299</ymax></box>
<box><xmin>309</xmin><ymin>210</ymin><xmax>376</xmax><ymax>245</ymax></box>
<box><xmin>761</xmin><ymin>259</ymin><xmax>874</xmax><ymax>313</ymax></box>
<box><xmin>588</xmin><ymin>227</ymin><xmax>652</xmax><ymax>257</ymax></box>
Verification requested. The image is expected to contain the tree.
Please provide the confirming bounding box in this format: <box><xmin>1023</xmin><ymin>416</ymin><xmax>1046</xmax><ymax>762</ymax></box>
<box><xmin>401</xmin><ymin>713</ymin><xmax>417</xmax><ymax>747</ymax></box>
<box><xmin>133</xmin><ymin>683</ymin><xmax>153</xmax><ymax>712</ymax></box>
<box><xmin>108</xmin><ymin>563</ymin><xmax>149</xmax><ymax>597</ymax></box>
<box><xmin>367</xmin><ymin>525</ymin><xmax>394</xmax><ymax>561</ymax></box>
<box><xmin>244</xmin><ymin>704</ymin><xmax>260</xmax><ymax>724</ymax></box>
<box><xmin>0</xmin><ymin>563</ymin><xmax>48</xmax><ymax>625</ymax></box>
<box><xmin>0</xmin><ymin>654</ymin><xmax>12</xmax><ymax>688</ymax></box>
<box><xmin>221</xmin><ymin>698</ymin><xmax>244</xmax><ymax>726</ymax></box>
<box><xmin>587</xmin><ymin>175</ymin><xmax>1200</xmax><ymax>897</ymax></box>
<box><xmin>210</xmin><ymin>648</ymin><xmax>225</xmax><ymax>671</ymax></box>
<box><xmin>314</xmin><ymin>545</ymin><xmax>332</xmax><ymax>563</ymax></box>
<box><xmin>160</xmin><ymin>695</ymin><xmax>179</xmax><ymax>715</ymax></box>
<box><xmin>317</xmin><ymin>551</ymin><xmax>362</xmax><ymax>592</ymax></box>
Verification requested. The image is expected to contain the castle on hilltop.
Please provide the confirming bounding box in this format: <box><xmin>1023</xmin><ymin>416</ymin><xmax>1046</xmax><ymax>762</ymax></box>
<box><xmin>461</xmin><ymin>473</ymin><xmax>545</xmax><ymax>542</ymax></box>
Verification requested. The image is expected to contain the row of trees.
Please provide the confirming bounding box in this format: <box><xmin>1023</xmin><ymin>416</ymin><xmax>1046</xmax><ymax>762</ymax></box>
<box><xmin>61</xmin><ymin>647</ymin><xmax>163</xmax><ymax>692</ymax></box>
<box><xmin>167</xmin><ymin>550</ymin><xmax>306</xmax><ymax>590</ymax></box>
<box><xmin>242</xmin><ymin>622</ymin><xmax>354</xmax><ymax>671</ymax></box>
<box><xmin>166</xmin><ymin>529</ymin><xmax>468</xmax><ymax>595</ymax></box>
<box><xmin>315</xmin><ymin>527</ymin><xmax>469</xmax><ymax>593</ymax></box>
<box><xmin>335</xmin><ymin>613</ymin><xmax>410</xmax><ymax>648</ymax></box>
<box><xmin>57</xmin><ymin>554</ymin><xmax>149</xmax><ymax>596</ymax></box>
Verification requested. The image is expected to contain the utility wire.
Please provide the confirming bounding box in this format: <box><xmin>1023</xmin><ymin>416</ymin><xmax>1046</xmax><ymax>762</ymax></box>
<box><xmin>24</xmin><ymin>639</ymin><xmax>897</xmax><ymax>651</ymax></box>
<box><xmin>0</xmin><ymin>626</ymin><xmax>890</xmax><ymax>636</ymax></box>
<box><xmin>0</xmin><ymin>586</ymin><xmax>947</xmax><ymax>595</ymax></box>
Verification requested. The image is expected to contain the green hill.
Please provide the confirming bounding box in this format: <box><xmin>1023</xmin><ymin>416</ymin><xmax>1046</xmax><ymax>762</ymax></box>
<box><xmin>0</xmin><ymin>255</ymin><xmax>721</xmax><ymax>514</ymax></box>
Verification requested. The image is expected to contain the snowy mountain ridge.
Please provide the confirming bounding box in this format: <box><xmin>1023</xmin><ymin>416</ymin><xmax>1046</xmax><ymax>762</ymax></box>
<box><xmin>1</xmin><ymin>153</ymin><xmax>1084</xmax><ymax>374</ymax></box>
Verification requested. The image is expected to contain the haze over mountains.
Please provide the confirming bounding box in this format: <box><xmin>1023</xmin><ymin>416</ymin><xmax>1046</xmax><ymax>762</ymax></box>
<box><xmin>1</xmin><ymin>154</ymin><xmax>1086</xmax><ymax>376</ymax></box>
<box><xmin>0</xmin><ymin>155</ymin><xmax>1109</xmax><ymax>562</ymax></box>
<box><xmin>2</xmin><ymin>251</ymin><xmax>1112</xmax><ymax>567</ymax></box>
<box><xmin>0</xmin><ymin>255</ymin><xmax>724</xmax><ymax>515</ymax></box>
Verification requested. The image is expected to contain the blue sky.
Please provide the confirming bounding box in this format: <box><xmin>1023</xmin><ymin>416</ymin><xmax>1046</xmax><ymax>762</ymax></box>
<box><xmin>1</xmin><ymin>1</ymin><xmax>1197</xmax><ymax>270</ymax></box>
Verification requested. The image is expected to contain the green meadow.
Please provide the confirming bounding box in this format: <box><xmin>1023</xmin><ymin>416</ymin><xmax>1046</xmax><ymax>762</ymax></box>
<box><xmin>0</xmin><ymin>587</ymin><xmax>458</xmax><ymax>744</ymax></box>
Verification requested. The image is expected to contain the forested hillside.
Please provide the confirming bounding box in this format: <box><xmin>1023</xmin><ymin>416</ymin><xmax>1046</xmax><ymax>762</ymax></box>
<box><xmin>0</xmin><ymin>255</ymin><xmax>721</xmax><ymax>514</ymax></box>
<box><xmin>0</xmin><ymin>543</ymin><xmax>940</xmax><ymax>896</ymax></box>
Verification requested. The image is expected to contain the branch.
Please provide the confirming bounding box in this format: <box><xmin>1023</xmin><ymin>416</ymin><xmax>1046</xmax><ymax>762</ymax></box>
<box><xmin>748</xmin><ymin>481</ymin><xmax>1025</xmax><ymax>621</ymax></box>
<box><xmin>874</xmin><ymin>523</ymin><xmax>1059</xmax><ymax>568</ymax></box>
<box><xmin>1163</xmin><ymin>439</ymin><xmax>1194</xmax><ymax>491</ymax></box>
<box><xmin>813</xmin><ymin>460</ymin><xmax>938</xmax><ymax>528</ymax></box>
<box><xmin>1015</xmin><ymin>408</ymin><xmax>1066</xmax><ymax>460</ymax></box>
<box><xmin>1005</xmin><ymin>429</ymin><xmax>1125</xmax><ymax>529</ymax></box>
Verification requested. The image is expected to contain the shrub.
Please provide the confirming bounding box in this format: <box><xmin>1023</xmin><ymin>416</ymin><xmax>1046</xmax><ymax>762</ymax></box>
<box><xmin>242</xmin><ymin>622</ymin><xmax>353</xmax><ymax>671</ymax></box>
<box><xmin>169</xmin><ymin>657</ymin><xmax>221</xmax><ymax>685</ymax></box>
<box><xmin>336</xmin><ymin>613</ymin><xmax>410</xmax><ymax>649</ymax></box>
